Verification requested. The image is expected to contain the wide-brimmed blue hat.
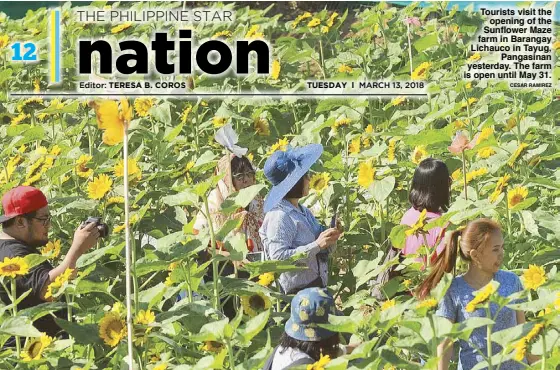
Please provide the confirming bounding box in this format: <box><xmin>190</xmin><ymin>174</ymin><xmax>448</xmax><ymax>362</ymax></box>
<box><xmin>285</xmin><ymin>287</ymin><xmax>338</xmax><ymax>342</ymax></box>
<box><xmin>263</xmin><ymin>144</ymin><xmax>323</xmax><ymax>213</ymax></box>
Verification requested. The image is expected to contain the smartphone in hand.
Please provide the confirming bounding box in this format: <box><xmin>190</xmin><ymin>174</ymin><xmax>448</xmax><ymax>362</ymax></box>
<box><xmin>330</xmin><ymin>213</ymin><xmax>337</xmax><ymax>228</ymax></box>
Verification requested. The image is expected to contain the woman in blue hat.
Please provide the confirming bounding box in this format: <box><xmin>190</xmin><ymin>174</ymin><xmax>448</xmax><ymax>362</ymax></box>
<box><xmin>259</xmin><ymin>144</ymin><xmax>342</xmax><ymax>295</ymax></box>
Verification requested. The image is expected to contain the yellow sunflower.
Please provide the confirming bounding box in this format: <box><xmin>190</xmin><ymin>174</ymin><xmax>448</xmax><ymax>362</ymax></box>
<box><xmin>333</xmin><ymin>117</ymin><xmax>351</xmax><ymax>130</ymax></box>
<box><xmin>466</xmin><ymin>283</ymin><xmax>496</xmax><ymax>312</ymax></box>
<box><xmin>240</xmin><ymin>292</ymin><xmax>272</xmax><ymax>317</ymax></box>
<box><xmin>201</xmin><ymin>340</ymin><xmax>224</xmax><ymax>353</ymax></box>
<box><xmin>114</xmin><ymin>158</ymin><xmax>141</xmax><ymax>179</ymax></box>
<box><xmin>507</xmin><ymin>143</ymin><xmax>529</xmax><ymax>167</ymax></box>
<box><xmin>267</xmin><ymin>138</ymin><xmax>289</xmax><ymax>155</ymax></box>
<box><xmin>338</xmin><ymin>64</ymin><xmax>353</xmax><ymax>73</ymax></box>
<box><xmin>76</xmin><ymin>154</ymin><xmax>93</xmax><ymax>178</ymax></box>
<box><xmin>292</xmin><ymin>12</ymin><xmax>312</xmax><ymax>28</ymax></box>
<box><xmin>507</xmin><ymin>186</ymin><xmax>528</xmax><ymax>208</ymax></box>
<box><xmin>309</xmin><ymin>173</ymin><xmax>330</xmax><ymax>193</ymax></box>
<box><xmin>411</xmin><ymin>145</ymin><xmax>428</xmax><ymax>164</ymax></box>
<box><xmin>357</xmin><ymin>161</ymin><xmax>375</xmax><ymax>188</ymax></box>
<box><xmin>465</xmin><ymin>167</ymin><xmax>487</xmax><ymax>184</ymax></box>
<box><xmin>468</xmin><ymin>53</ymin><xmax>481</xmax><ymax>62</ymax></box>
<box><xmin>99</xmin><ymin>312</ymin><xmax>127</xmax><ymax>347</ymax></box>
<box><xmin>308</xmin><ymin>353</ymin><xmax>331</xmax><ymax>370</ymax></box>
<box><xmin>514</xmin><ymin>337</ymin><xmax>527</xmax><ymax>362</ymax></box>
<box><xmin>416</xmin><ymin>298</ymin><xmax>438</xmax><ymax>309</ymax></box>
<box><xmin>476</xmin><ymin>127</ymin><xmax>493</xmax><ymax>145</ymax></box>
<box><xmin>387</xmin><ymin>139</ymin><xmax>397</xmax><ymax>162</ymax></box>
<box><xmin>271</xmin><ymin>59</ymin><xmax>281</xmax><ymax>80</ymax></box>
<box><xmin>392</xmin><ymin>96</ymin><xmax>406</xmax><ymax>106</ymax></box>
<box><xmin>522</xmin><ymin>265</ymin><xmax>546</xmax><ymax>290</ymax></box>
<box><xmin>133</xmin><ymin>98</ymin><xmax>154</xmax><ymax>117</ymax></box>
<box><xmin>92</xmin><ymin>99</ymin><xmax>132</xmax><ymax>146</ymax></box>
<box><xmin>0</xmin><ymin>256</ymin><xmax>30</xmax><ymax>278</ymax></box>
<box><xmin>411</xmin><ymin>62</ymin><xmax>431</xmax><ymax>80</ymax></box>
<box><xmin>111</xmin><ymin>23</ymin><xmax>132</xmax><ymax>34</ymax></box>
<box><xmin>212</xmin><ymin>116</ymin><xmax>226</xmax><ymax>128</ymax></box>
<box><xmin>0</xmin><ymin>35</ymin><xmax>9</xmax><ymax>49</ymax></box>
<box><xmin>40</xmin><ymin>240</ymin><xmax>61</xmax><ymax>259</ymax></box>
<box><xmin>327</xmin><ymin>12</ymin><xmax>338</xmax><ymax>27</ymax></box>
<box><xmin>20</xmin><ymin>333</ymin><xmax>53</xmax><ymax>361</ymax></box>
<box><xmin>180</xmin><ymin>106</ymin><xmax>192</xmax><ymax>124</ymax></box>
<box><xmin>349</xmin><ymin>137</ymin><xmax>361</xmax><ymax>154</ymax></box>
<box><xmin>87</xmin><ymin>174</ymin><xmax>112</xmax><ymax>200</ymax></box>
<box><xmin>254</xmin><ymin>117</ymin><xmax>270</xmax><ymax>136</ymax></box>
<box><xmin>107</xmin><ymin>196</ymin><xmax>125</xmax><ymax>205</ymax></box>
<box><xmin>308</xmin><ymin>18</ymin><xmax>321</xmax><ymax>28</ymax></box>
<box><xmin>381</xmin><ymin>299</ymin><xmax>395</xmax><ymax>311</ymax></box>
<box><xmin>212</xmin><ymin>30</ymin><xmax>232</xmax><ymax>39</ymax></box>
<box><xmin>45</xmin><ymin>268</ymin><xmax>74</xmax><ymax>299</ymax></box>
<box><xmin>258</xmin><ymin>272</ymin><xmax>275</xmax><ymax>287</ymax></box>
<box><xmin>405</xmin><ymin>209</ymin><xmax>427</xmax><ymax>236</ymax></box>
<box><xmin>477</xmin><ymin>147</ymin><xmax>496</xmax><ymax>159</ymax></box>
<box><xmin>135</xmin><ymin>309</ymin><xmax>156</xmax><ymax>327</ymax></box>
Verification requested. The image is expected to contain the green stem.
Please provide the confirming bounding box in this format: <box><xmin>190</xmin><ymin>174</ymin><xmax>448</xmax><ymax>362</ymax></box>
<box><xmin>486</xmin><ymin>306</ymin><xmax>494</xmax><ymax>370</ymax></box>
<box><xmin>319</xmin><ymin>39</ymin><xmax>326</xmax><ymax>78</ymax></box>
<box><xmin>10</xmin><ymin>279</ymin><xmax>21</xmax><ymax>356</ymax></box>
<box><xmin>131</xmin><ymin>230</ymin><xmax>139</xmax><ymax>315</ymax></box>
<box><xmin>505</xmin><ymin>187</ymin><xmax>512</xmax><ymax>238</ymax></box>
<box><xmin>541</xmin><ymin>330</ymin><xmax>546</xmax><ymax>370</ymax></box>
<box><xmin>203</xmin><ymin>196</ymin><xmax>220</xmax><ymax>311</ymax></box>
<box><xmin>379</xmin><ymin>201</ymin><xmax>385</xmax><ymax>243</ymax></box>
<box><xmin>226</xmin><ymin>339</ymin><xmax>236</xmax><ymax>370</ymax></box>
<box><xmin>428</xmin><ymin>313</ymin><xmax>438</xmax><ymax>357</ymax></box>
<box><xmin>87</xmin><ymin>123</ymin><xmax>93</xmax><ymax>156</ymax></box>
<box><xmin>185</xmin><ymin>259</ymin><xmax>193</xmax><ymax>303</ymax></box>
<box><xmin>461</xmin><ymin>150</ymin><xmax>468</xmax><ymax>200</ymax></box>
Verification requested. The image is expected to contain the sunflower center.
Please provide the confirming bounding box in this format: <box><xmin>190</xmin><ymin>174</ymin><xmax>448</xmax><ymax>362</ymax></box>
<box><xmin>313</xmin><ymin>179</ymin><xmax>325</xmax><ymax>189</ymax></box>
<box><xmin>249</xmin><ymin>295</ymin><xmax>265</xmax><ymax>310</ymax></box>
<box><xmin>510</xmin><ymin>194</ymin><xmax>523</xmax><ymax>206</ymax></box>
<box><xmin>2</xmin><ymin>264</ymin><xmax>21</xmax><ymax>272</ymax></box>
<box><xmin>107</xmin><ymin>320</ymin><xmax>124</xmax><ymax>338</ymax></box>
<box><xmin>28</xmin><ymin>341</ymin><xmax>43</xmax><ymax>359</ymax></box>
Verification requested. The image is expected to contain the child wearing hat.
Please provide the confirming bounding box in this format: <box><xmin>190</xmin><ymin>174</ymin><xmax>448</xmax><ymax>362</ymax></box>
<box><xmin>259</xmin><ymin>144</ymin><xmax>342</xmax><ymax>295</ymax></box>
<box><xmin>264</xmin><ymin>287</ymin><xmax>348</xmax><ymax>370</ymax></box>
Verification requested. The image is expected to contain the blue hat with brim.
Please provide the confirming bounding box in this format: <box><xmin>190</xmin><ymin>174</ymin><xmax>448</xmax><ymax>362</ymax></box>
<box><xmin>285</xmin><ymin>287</ymin><xmax>338</xmax><ymax>342</ymax></box>
<box><xmin>263</xmin><ymin>144</ymin><xmax>323</xmax><ymax>213</ymax></box>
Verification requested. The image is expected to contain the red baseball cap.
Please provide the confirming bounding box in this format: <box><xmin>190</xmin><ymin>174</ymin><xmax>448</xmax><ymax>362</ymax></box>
<box><xmin>0</xmin><ymin>186</ymin><xmax>48</xmax><ymax>223</ymax></box>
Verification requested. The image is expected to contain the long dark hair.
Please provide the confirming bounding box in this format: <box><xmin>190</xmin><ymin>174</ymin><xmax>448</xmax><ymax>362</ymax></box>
<box><xmin>409</xmin><ymin>158</ymin><xmax>450</xmax><ymax>213</ymax></box>
<box><xmin>416</xmin><ymin>218</ymin><xmax>502</xmax><ymax>299</ymax></box>
<box><xmin>278</xmin><ymin>332</ymin><xmax>340</xmax><ymax>361</ymax></box>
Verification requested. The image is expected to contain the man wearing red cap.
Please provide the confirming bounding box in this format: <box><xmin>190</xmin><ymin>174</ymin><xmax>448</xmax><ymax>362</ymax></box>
<box><xmin>0</xmin><ymin>186</ymin><xmax>99</xmax><ymax>345</ymax></box>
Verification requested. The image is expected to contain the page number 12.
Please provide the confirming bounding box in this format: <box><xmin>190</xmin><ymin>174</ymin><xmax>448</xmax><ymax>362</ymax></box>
<box><xmin>11</xmin><ymin>42</ymin><xmax>38</xmax><ymax>61</ymax></box>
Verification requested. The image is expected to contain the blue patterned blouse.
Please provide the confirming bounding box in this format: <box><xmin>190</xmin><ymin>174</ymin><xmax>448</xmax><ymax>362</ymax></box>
<box><xmin>259</xmin><ymin>199</ymin><xmax>336</xmax><ymax>294</ymax></box>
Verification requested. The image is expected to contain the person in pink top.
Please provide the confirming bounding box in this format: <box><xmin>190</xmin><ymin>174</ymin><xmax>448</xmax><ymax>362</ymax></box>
<box><xmin>401</xmin><ymin>158</ymin><xmax>451</xmax><ymax>265</ymax></box>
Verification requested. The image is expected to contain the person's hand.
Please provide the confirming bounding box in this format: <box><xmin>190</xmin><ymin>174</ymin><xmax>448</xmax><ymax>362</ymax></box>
<box><xmin>233</xmin><ymin>259</ymin><xmax>250</xmax><ymax>269</ymax></box>
<box><xmin>345</xmin><ymin>342</ymin><xmax>361</xmax><ymax>355</ymax></box>
<box><xmin>70</xmin><ymin>222</ymin><xmax>99</xmax><ymax>256</ymax></box>
<box><xmin>317</xmin><ymin>228</ymin><xmax>341</xmax><ymax>249</ymax></box>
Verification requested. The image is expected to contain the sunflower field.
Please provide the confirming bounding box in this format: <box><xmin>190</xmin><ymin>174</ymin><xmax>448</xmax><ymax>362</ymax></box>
<box><xmin>0</xmin><ymin>1</ymin><xmax>559</xmax><ymax>369</ymax></box>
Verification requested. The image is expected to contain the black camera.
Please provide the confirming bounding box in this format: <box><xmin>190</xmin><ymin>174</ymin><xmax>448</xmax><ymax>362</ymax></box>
<box><xmin>82</xmin><ymin>217</ymin><xmax>109</xmax><ymax>238</ymax></box>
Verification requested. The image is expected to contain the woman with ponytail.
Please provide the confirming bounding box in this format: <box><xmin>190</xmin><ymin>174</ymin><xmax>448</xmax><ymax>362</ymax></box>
<box><xmin>418</xmin><ymin>218</ymin><xmax>536</xmax><ymax>369</ymax></box>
